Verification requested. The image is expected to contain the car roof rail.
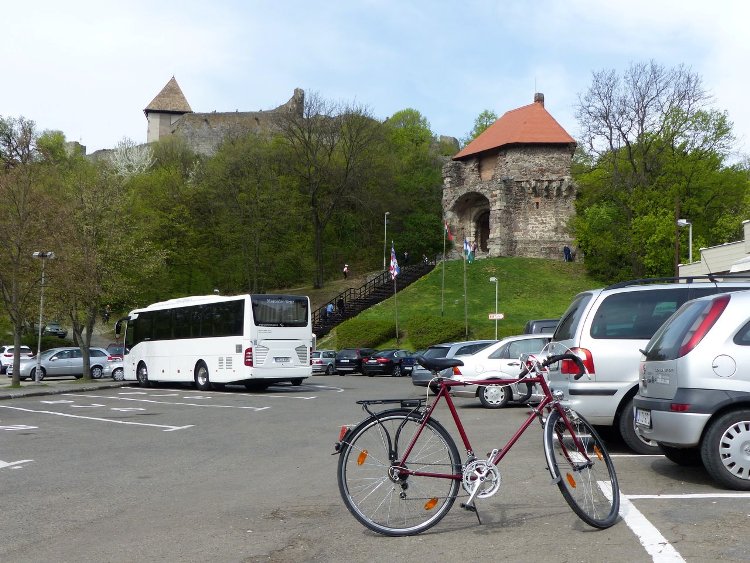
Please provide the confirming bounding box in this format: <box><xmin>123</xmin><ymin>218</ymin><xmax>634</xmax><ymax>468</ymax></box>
<box><xmin>604</xmin><ymin>273</ymin><xmax>750</xmax><ymax>290</ymax></box>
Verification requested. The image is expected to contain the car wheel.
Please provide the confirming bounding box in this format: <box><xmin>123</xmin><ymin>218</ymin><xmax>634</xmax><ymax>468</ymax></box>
<box><xmin>478</xmin><ymin>384</ymin><xmax>510</xmax><ymax>408</ymax></box>
<box><xmin>194</xmin><ymin>362</ymin><xmax>211</xmax><ymax>391</ymax></box>
<box><xmin>30</xmin><ymin>367</ymin><xmax>46</xmax><ymax>382</ymax></box>
<box><xmin>618</xmin><ymin>396</ymin><xmax>662</xmax><ymax>455</ymax></box>
<box><xmin>325</xmin><ymin>364</ymin><xmax>334</xmax><ymax>375</ymax></box>
<box><xmin>91</xmin><ymin>366</ymin><xmax>103</xmax><ymax>379</ymax></box>
<box><xmin>291</xmin><ymin>378</ymin><xmax>303</xmax><ymax>386</ymax></box>
<box><xmin>112</xmin><ymin>368</ymin><xmax>125</xmax><ymax>381</ymax></box>
<box><xmin>660</xmin><ymin>445</ymin><xmax>703</xmax><ymax>466</ymax></box>
<box><xmin>137</xmin><ymin>363</ymin><xmax>150</xmax><ymax>388</ymax></box>
<box><xmin>392</xmin><ymin>365</ymin><xmax>402</xmax><ymax>377</ymax></box>
<box><xmin>701</xmin><ymin>409</ymin><xmax>750</xmax><ymax>490</ymax></box>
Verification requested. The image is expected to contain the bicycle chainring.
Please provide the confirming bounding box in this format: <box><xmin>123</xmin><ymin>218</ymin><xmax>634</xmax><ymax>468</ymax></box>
<box><xmin>462</xmin><ymin>459</ymin><xmax>501</xmax><ymax>499</ymax></box>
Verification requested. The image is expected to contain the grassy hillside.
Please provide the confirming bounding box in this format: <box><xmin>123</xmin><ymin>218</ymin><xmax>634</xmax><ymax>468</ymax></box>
<box><xmin>317</xmin><ymin>256</ymin><xmax>607</xmax><ymax>350</ymax></box>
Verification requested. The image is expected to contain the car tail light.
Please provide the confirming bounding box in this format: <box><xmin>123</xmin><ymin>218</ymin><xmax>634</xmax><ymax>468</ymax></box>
<box><xmin>376</xmin><ymin>358</ymin><xmax>388</xmax><ymax>364</ymax></box>
<box><xmin>678</xmin><ymin>294</ymin><xmax>730</xmax><ymax>358</ymax></box>
<box><xmin>670</xmin><ymin>403</ymin><xmax>691</xmax><ymax>412</ymax></box>
<box><xmin>561</xmin><ymin>347</ymin><xmax>595</xmax><ymax>376</ymax></box>
<box><xmin>244</xmin><ymin>347</ymin><xmax>254</xmax><ymax>367</ymax></box>
<box><xmin>107</xmin><ymin>355</ymin><xmax>118</xmax><ymax>362</ymax></box>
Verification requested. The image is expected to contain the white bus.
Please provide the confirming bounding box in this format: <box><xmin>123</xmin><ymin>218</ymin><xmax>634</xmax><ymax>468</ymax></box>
<box><xmin>115</xmin><ymin>294</ymin><xmax>313</xmax><ymax>390</ymax></box>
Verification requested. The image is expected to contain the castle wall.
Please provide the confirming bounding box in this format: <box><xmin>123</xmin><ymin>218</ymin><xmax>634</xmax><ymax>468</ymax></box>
<box><xmin>171</xmin><ymin>111</ymin><xmax>278</xmax><ymax>156</ymax></box>
<box><xmin>443</xmin><ymin>144</ymin><xmax>576</xmax><ymax>260</ymax></box>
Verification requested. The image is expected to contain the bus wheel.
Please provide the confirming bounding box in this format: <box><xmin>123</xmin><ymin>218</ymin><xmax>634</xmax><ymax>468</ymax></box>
<box><xmin>195</xmin><ymin>362</ymin><xmax>211</xmax><ymax>391</ymax></box>
<box><xmin>137</xmin><ymin>363</ymin><xmax>150</xmax><ymax>388</ymax></box>
<box><xmin>291</xmin><ymin>378</ymin><xmax>303</xmax><ymax>386</ymax></box>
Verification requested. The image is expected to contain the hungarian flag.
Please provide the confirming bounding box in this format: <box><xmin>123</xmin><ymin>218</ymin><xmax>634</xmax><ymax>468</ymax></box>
<box><xmin>390</xmin><ymin>244</ymin><xmax>400</xmax><ymax>280</ymax></box>
<box><xmin>444</xmin><ymin>221</ymin><xmax>454</xmax><ymax>241</ymax></box>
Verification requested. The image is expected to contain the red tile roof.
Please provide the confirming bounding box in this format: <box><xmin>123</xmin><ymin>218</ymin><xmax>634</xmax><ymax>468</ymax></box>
<box><xmin>453</xmin><ymin>94</ymin><xmax>575</xmax><ymax>160</ymax></box>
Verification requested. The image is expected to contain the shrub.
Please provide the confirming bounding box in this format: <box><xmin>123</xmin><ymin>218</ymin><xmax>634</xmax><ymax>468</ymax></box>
<box><xmin>405</xmin><ymin>315</ymin><xmax>465</xmax><ymax>350</ymax></box>
<box><xmin>336</xmin><ymin>319</ymin><xmax>395</xmax><ymax>348</ymax></box>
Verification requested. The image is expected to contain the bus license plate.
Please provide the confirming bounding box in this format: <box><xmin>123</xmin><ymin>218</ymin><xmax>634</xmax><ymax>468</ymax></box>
<box><xmin>275</xmin><ymin>357</ymin><xmax>290</xmax><ymax>363</ymax></box>
<box><xmin>635</xmin><ymin>408</ymin><xmax>651</xmax><ymax>428</ymax></box>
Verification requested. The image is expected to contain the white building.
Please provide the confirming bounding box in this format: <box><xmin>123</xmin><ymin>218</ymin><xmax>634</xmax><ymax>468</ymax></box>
<box><xmin>678</xmin><ymin>220</ymin><xmax>750</xmax><ymax>275</ymax></box>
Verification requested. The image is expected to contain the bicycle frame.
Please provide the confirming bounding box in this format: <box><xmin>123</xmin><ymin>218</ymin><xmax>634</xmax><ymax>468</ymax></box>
<box><xmin>395</xmin><ymin>372</ymin><xmax>589</xmax><ymax>481</ymax></box>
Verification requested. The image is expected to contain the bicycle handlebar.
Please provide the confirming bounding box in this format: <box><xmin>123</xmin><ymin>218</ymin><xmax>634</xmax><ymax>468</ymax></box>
<box><xmin>541</xmin><ymin>353</ymin><xmax>587</xmax><ymax>380</ymax></box>
<box><xmin>514</xmin><ymin>352</ymin><xmax>587</xmax><ymax>402</ymax></box>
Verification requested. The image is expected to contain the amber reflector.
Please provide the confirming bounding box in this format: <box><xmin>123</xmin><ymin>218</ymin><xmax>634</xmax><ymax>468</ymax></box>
<box><xmin>424</xmin><ymin>498</ymin><xmax>438</xmax><ymax>510</ymax></box>
<box><xmin>594</xmin><ymin>445</ymin><xmax>603</xmax><ymax>461</ymax></box>
<box><xmin>357</xmin><ymin>450</ymin><xmax>368</xmax><ymax>465</ymax></box>
<box><xmin>566</xmin><ymin>473</ymin><xmax>577</xmax><ymax>488</ymax></box>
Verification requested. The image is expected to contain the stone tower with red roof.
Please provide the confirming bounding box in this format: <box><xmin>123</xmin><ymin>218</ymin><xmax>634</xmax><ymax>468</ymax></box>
<box><xmin>442</xmin><ymin>93</ymin><xmax>577</xmax><ymax>260</ymax></box>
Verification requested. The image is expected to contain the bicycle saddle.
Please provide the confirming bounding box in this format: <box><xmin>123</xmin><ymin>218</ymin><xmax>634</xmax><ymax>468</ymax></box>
<box><xmin>416</xmin><ymin>356</ymin><xmax>464</xmax><ymax>372</ymax></box>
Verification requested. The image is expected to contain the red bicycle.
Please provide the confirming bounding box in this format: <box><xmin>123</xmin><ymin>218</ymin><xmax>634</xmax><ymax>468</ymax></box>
<box><xmin>334</xmin><ymin>352</ymin><xmax>620</xmax><ymax>536</ymax></box>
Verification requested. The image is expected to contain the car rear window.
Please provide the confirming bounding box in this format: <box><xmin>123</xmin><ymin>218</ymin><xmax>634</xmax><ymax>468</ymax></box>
<box><xmin>423</xmin><ymin>346</ymin><xmax>450</xmax><ymax>359</ymax></box>
<box><xmin>643</xmin><ymin>300</ymin><xmax>708</xmax><ymax>361</ymax></box>
<box><xmin>554</xmin><ymin>293</ymin><xmax>593</xmax><ymax>341</ymax></box>
<box><xmin>337</xmin><ymin>350</ymin><xmax>358</xmax><ymax>359</ymax></box>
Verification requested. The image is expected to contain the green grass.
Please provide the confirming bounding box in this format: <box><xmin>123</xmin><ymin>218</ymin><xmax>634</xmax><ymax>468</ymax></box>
<box><xmin>318</xmin><ymin>256</ymin><xmax>606</xmax><ymax>350</ymax></box>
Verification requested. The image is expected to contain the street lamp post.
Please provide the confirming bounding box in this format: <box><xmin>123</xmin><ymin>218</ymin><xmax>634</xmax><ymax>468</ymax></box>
<box><xmin>32</xmin><ymin>251</ymin><xmax>55</xmax><ymax>384</ymax></box>
<box><xmin>677</xmin><ymin>219</ymin><xmax>692</xmax><ymax>264</ymax></box>
<box><xmin>383</xmin><ymin>212</ymin><xmax>390</xmax><ymax>270</ymax></box>
<box><xmin>489</xmin><ymin>276</ymin><xmax>498</xmax><ymax>340</ymax></box>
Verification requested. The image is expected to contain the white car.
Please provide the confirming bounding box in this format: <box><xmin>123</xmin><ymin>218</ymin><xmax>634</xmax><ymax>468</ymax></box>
<box><xmin>448</xmin><ymin>334</ymin><xmax>552</xmax><ymax>408</ymax></box>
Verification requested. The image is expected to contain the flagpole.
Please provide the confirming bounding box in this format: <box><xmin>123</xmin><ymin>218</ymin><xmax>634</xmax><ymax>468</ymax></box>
<box><xmin>393</xmin><ymin>273</ymin><xmax>399</xmax><ymax>344</ymax></box>
<box><xmin>463</xmin><ymin>234</ymin><xmax>468</xmax><ymax>338</ymax></box>
<box><xmin>441</xmin><ymin>225</ymin><xmax>446</xmax><ymax>317</ymax></box>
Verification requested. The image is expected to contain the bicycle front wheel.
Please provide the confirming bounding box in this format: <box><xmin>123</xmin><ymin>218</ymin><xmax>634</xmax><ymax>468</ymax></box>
<box><xmin>544</xmin><ymin>409</ymin><xmax>620</xmax><ymax>528</ymax></box>
<box><xmin>337</xmin><ymin>410</ymin><xmax>461</xmax><ymax>536</ymax></box>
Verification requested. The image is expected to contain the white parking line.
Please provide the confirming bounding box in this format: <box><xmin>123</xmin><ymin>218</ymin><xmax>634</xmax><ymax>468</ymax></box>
<box><xmin>620</xmin><ymin>493</ymin><xmax>685</xmax><ymax>562</ymax></box>
<box><xmin>65</xmin><ymin>393</ymin><xmax>271</xmax><ymax>411</ymax></box>
<box><xmin>0</xmin><ymin>405</ymin><xmax>193</xmax><ymax>432</ymax></box>
<box><xmin>0</xmin><ymin>459</ymin><xmax>34</xmax><ymax>470</ymax></box>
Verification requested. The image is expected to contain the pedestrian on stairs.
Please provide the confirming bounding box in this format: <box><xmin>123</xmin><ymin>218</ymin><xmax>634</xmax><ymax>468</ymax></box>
<box><xmin>343</xmin><ymin>264</ymin><xmax>349</xmax><ymax>279</ymax></box>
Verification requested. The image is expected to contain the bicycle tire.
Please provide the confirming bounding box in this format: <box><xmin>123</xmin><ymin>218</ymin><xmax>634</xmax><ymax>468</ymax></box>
<box><xmin>337</xmin><ymin>409</ymin><xmax>461</xmax><ymax>536</ymax></box>
<box><xmin>544</xmin><ymin>409</ymin><xmax>620</xmax><ymax>528</ymax></box>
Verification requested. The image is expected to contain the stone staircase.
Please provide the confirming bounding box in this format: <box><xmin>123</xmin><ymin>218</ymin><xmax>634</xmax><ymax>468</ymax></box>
<box><xmin>312</xmin><ymin>259</ymin><xmax>436</xmax><ymax>339</ymax></box>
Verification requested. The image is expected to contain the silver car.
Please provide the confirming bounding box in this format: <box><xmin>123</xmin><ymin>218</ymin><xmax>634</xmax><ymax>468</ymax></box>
<box><xmin>411</xmin><ymin>340</ymin><xmax>497</xmax><ymax>386</ymax></box>
<box><xmin>311</xmin><ymin>350</ymin><xmax>336</xmax><ymax>375</ymax></box>
<box><xmin>8</xmin><ymin>347</ymin><xmax>110</xmax><ymax>381</ymax></box>
<box><xmin>634</xmin><ymin>290</ymin><xmax>750</xmax><ymax>490</ymax></box>
<box><xmin>548</xmin><ymin>277</ymin><xmax>750</xmax><ymax>454</ymax></box>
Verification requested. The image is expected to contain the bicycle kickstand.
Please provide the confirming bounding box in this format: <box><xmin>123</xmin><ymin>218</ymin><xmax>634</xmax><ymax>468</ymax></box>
<box><xmin>460</xmin><ymin>501</ymin><xmax>482</xmax><ymax>524</ymax></box>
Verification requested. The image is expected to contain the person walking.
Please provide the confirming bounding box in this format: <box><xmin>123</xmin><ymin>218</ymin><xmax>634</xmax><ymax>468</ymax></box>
<box><xmin>343</xmin><ymin>264</ymin><xmax>349</xmax><ymax>279</ymax></box>
<box><xmin>337</xmin><ymin>297</ymin><xmax>345</xmax><ymax>316</ymax></box>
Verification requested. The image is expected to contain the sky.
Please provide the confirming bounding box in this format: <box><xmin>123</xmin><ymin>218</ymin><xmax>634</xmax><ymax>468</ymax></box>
<box><xmin>3</xmin><ymin>0</ymin><xmax>749</xmax><ymax>158</ymax></box>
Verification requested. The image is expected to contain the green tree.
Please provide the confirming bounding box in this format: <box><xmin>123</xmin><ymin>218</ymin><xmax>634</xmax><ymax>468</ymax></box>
<box><xmin>0</xmin><ymin>117</ymin><xmax>57</xmax><ymax>386</ymax></box>
<box><xmin>461</xmin><ymin>109</ymin><xmax>497</xmax><ymax>147</ymax></box>
<box><xmin>274</xmin><ymin>92</ymin><xmax>386</xmax><ymax>288</ymax></box>
<box><xmin>573</xmin><ymin>61</ymin><xmax>749</xmax><ymax>280</ymax></box>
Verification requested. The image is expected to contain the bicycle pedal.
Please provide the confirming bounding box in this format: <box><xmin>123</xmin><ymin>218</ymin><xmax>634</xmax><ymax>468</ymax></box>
<box><xmin>460</xmin><ymin>502</ymin><xmax>477</xmax><ymax>512</ymax></box>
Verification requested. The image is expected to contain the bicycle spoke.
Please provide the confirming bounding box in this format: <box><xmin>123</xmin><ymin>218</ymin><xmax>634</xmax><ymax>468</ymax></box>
<box><xmin>545</xmin><ymin>410</ymin><xmax>620</xmax><ymax>528</ymax></box>
<box><xmin>338</xmin><ymin>412</ymin><xmax>460</xmax><ymax>536</ymax></box>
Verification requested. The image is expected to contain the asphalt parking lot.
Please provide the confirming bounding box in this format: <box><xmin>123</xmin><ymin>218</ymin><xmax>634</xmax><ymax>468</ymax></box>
<box><xmin>1</xmin><ymin>374</ymin><xmax>748</xmax><ymax>562</ymax></box>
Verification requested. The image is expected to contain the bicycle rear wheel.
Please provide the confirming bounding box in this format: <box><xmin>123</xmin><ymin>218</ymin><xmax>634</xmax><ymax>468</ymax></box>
<box><xmin>337</xmin><ymin>410</ymin><xmax>461</xmax><ymax>536</ymax></box>
<box><xmin>544</xmin><ymin>409</ymin><xmax>620</xmax><ymax>528</ymax></box>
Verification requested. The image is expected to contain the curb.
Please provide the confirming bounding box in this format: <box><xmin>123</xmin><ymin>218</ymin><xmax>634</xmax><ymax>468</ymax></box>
<box><xmin>0</xmin><ymin>381</ymin><xmax>132</xmax><ymax>401</ymax></box>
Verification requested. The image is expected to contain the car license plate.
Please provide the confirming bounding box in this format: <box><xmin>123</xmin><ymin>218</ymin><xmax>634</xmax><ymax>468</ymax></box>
<box><xmin>340</xmin><ymin>359</ymin><xmax>349</xmax><ymax>363</ymax></box>
<box><xmin>635</xmin><ymin>408</ymin><xmax>651</xmax><ymax>428</ymax></box>
<box><xmin>275</xmin><ymin>357</ymin><xmax>290</xmax><ymax>363</ymax></box>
